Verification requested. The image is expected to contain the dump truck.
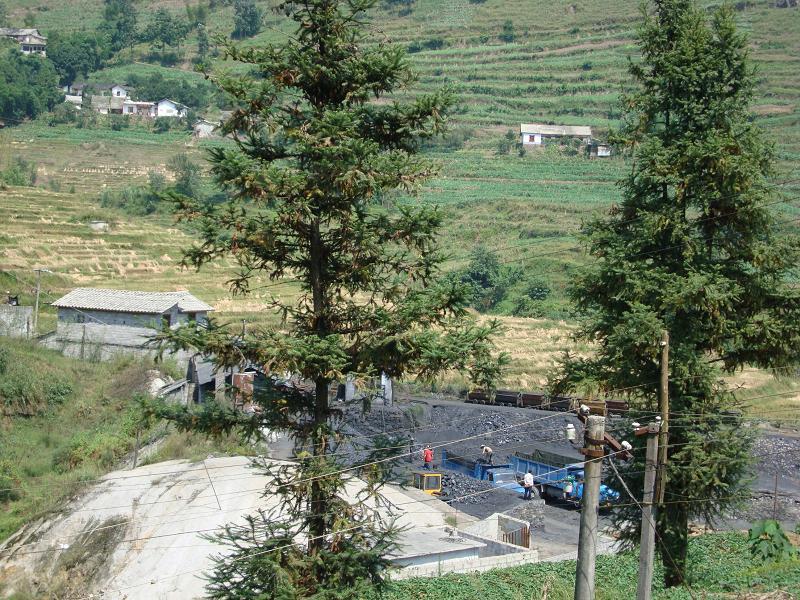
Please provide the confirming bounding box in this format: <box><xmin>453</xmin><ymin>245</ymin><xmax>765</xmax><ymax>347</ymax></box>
<box><xmin>510</xmin><ymin>448</ymin><xmax>619</xmax><ymax>506</ymax></box>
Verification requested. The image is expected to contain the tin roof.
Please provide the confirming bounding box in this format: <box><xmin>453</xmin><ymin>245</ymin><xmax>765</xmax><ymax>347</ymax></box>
<box><xmin>52</xmin><ymin>288</ymin><xmax>214</xmax><ymax>314</ymax></box>
<box><xmin>520</xmin><ymin>123</ymin><xmax>593</xmax><ymax>137</ymax></box>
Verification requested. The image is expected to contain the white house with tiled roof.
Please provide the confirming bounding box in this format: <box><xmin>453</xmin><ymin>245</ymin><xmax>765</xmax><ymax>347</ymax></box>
<box><xmin>43</xmin><ymin>289</ymin><xmax>213</xmax><ymax>363</ymax></box>
<box><xmin>52</xmin><ymin>288</ymin><xmax>213</xmax><ymax>328</ymax></box>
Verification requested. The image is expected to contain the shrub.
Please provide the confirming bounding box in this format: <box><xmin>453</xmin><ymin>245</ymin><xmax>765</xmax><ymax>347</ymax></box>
<box><xmin>748</xmin><ymin>519</ymin><xmax>798</xmax><ymax>563</ymax></box>
<box><xmin>499</xmin><ymin>20</ymin><xmax>515</xmax><ymax>43</ymax></box>
<box><xmin>153</xmin><ymin>116</ymin><xmax>172</xmax><ymax>133</ymax></box>
<box><xmin>48</xmin><ymin>102</ymin><xmax>78</xmax><ymax>126</ymax></box>
<box><xmin>0</xmin><ymin>157</ymin><xmax>37</xmax><ymax>187</ymax></box>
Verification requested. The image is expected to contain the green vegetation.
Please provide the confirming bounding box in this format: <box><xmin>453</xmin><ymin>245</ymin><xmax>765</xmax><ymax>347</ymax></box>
<box><xmin>377</xmin><ymin>533</ymin><xmax>800</xmax><ymax>600</ymax></box>
<box><xmin>748</xmin><ymin>519</ymin><xmax>798</xmax><ymax>563</ymax></box>
<box><xmin>0</xmin><ymin>47</ymin><xmax>61</xmax><ymax>122</ymax></box>
<box><xmin>232</xmin><ymin>0</ymin><xmax>262</xmax><ymax>39</ymax></box>
<box><xmin>47</xmin><ymin>31</ymin><xmax>110</xmax><ymax>88</ymax></box>
<box><xmin>0</xmin><ymin>338</ymin><xmax>252</xmax><ymax>544</ymax></box>
<box><xmin>0</xmin><ymin>339</ymin><xmax>155</xmax><ymax>541</ymax></box>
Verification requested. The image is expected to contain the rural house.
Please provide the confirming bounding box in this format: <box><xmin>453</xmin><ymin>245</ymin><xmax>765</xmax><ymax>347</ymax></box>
<box><xmin>155</xmin><ymin>99</ymin><xmax>188</xmax><ymax>118</ymax></box>
<box><xmin>519</xmin><ymin>123</ymin><xmax>593</xmax><ymax>147</ymax></box>
<box><xmin>0</xmin><ymin>28</ymin><xmax>47</xmax><ymax>55</ymax></box>
<box><xmin>43</xmin><ymin>288</ymin><xmax>213</xmax><ymax>362</ymax></box>
<box><xmin>123</xmin><ymin>99</ymin><xmax>155</xmax><ymax>116</ymax></box>
<box><xmin>90</xmin><ymin>95</ymin><xmax>124</xmax><ymax>115</ymax></box>
<box><xmin>52</xmin><ymin>288</ymin><xmax>213</xmax><ymax>328</ymax></box>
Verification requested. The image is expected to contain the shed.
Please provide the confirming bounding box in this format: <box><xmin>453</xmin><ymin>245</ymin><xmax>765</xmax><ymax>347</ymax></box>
<box><xmin>588</xmin><ymin>141</ymin><xmax>612</xmax><ymax>158</ymax></box>
<box><xmin>193</xmin><ymin>119</ymin><xmax>218</xmax><ymax>138</ymax></box>
<box><xmin>123</xmin><ymin>99</ymin><xmax>155</xmax><ymax>117</ymax></box>
<box><xmin>519</xmin><ymin>123</ymin><xmax>593</xmax><ymax>146</ymax></box>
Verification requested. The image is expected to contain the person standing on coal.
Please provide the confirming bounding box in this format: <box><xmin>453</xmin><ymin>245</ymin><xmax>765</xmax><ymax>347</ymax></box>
<box><xmin>480</xmin><ymin>445</ymin><xmax>493</xmax><ymax>465</ymax></box>
<box><xmin>523</xmin><ymin>470</ymin><xmax>535</xmax><ymax>500</ymax></box>
<box><xmin>422</xmin><ymin>446</ymin><xmax>434</xmax><ymax>470</ymax></box>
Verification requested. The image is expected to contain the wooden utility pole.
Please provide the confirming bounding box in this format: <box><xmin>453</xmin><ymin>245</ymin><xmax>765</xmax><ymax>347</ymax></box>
<box><xmin>636</xmin><ymin>422</ymin><xmax>661</xmax><ymax>600</ymax></box>
<box><xmin>656</xmin><ymin>330</ymin><xmax>669</xmax><ymax>504</ymax></box>
<box><xmin>32</xmin><ymin>267</ymin><xmax>50</xmax><ymax>335</ymax></box>
<box><xmin>575</xmin><ymin>415</ymin><xmax>605</xmax><ymax>600</ymax></box>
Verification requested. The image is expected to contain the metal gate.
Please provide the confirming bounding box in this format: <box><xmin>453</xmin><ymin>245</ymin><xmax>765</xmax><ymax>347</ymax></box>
<box><xmin>501</xmin><ymin>525</ymin><xmax>530</xmax><ymax>548</ymax></box>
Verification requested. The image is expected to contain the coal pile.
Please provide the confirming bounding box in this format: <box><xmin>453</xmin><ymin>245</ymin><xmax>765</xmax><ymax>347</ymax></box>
<box><xmin>439</xmin><ymin>472</ymin><xmax>496</xmax><ymax>505</ymax></box>
<box><xmin>752</xmin><ymin>435</ymin><xmax>800</xmax><ymax>476</ymax></box>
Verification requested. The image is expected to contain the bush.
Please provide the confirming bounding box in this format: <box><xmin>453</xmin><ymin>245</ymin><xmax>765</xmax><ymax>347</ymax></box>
<box><xmin>48</xmin><ymin>102</ymin><xmax>78</xmax><ymax>126</ymax></box>
<box><xmin>407</xmin><ymin>38</ymin><xmax>446</xmax><ymax>53</ymax></box>
<box><xmin>153</xmin><ymin>116</ymin><xmax>172</xmax><ymax>133</ymax></box>
<box><xmin>0</xmin><ymin>157</ymin><xmax>37</xmax><ymax>187</ymax></box>
<box><xmin>0</xmin><ymin>461</ymin><xmax>20</xmax><ymax>503</ymax></box>
<box><xmin>420</xmin><ymin>126</ymin><xmax>473</xmax><ymax>151</ymax></box>
<box><xmin>748</xmin><ymin>519</ymin><xmax>798</xmax><ymax>563</ymax></box>
<box><xmin>499</xmin><ymin>20</ymin><xmax>515</xmax><ymax>43</ymax></box>
<box><xmin>512</xmin><ymin>296</ymin><xmax>545</xmax><ymax>318</ymax></box>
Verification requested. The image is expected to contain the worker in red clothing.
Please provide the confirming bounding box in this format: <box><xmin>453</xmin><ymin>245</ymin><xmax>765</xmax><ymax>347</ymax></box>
<box><xmin>422</xmin><ymin>446</ymin><xmax>434</xmax><ymax>470</ymax></box>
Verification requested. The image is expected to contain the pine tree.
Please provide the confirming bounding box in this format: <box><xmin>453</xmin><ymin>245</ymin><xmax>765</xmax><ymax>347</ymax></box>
<box><xmin>151</xmin><ymin>0</ymin><xmax>503</xmax><ymax>596</ymax></box>
<box><xmin>554</xmin><ymin>0</ymin><xmax>800</xmax><ymax>587</ymax></box>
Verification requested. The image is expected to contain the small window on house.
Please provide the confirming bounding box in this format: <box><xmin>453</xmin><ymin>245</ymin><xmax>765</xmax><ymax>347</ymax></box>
<box><xmin>529</xmin><ymin>135</ymin><xmax>535</xmax><ymax>142</ymax></box>
<box><xmin>188</xmin><ymin>313</ymin><xmax>196</xmax><ymax>322</ymax></box>
<box><xmin>76</xmin><ymin>314</ymin><xmax>85</xmax><ymax>323</ymax></box>
<box><xmin>162</xmin><ymin>314</ymin><xmax>171</xmax><ymax>328</ymax></box>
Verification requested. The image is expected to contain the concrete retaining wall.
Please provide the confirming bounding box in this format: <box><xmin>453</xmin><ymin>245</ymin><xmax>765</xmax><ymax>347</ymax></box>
<box><xmin>0</xmin><ymin>305</ymin><xmax>33</xmax><ymax>338</ymax></box>
<box><xmin>40</xmin><ymin>323</ymin><xmax>190</xmax><ymax>367</ymax></box>
<box><xmin>394</xmin><ymin>543</ymin><xmax>539</xmax><ymax>579</ymax></box>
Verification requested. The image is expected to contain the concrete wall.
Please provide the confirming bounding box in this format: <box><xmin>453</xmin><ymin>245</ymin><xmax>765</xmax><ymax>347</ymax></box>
<box><xmin>57</xmin><ymin>307</ymin><xmax>207</xmax><ymax>327</ymax></box>
<box><xmin>40</xmin><ymin>322</ymin><xmax>190</xmax><ymax>367</ymax></box>
<box><xmin>394</xmin><ymin>539</ymin><xmax>539</xmax><ymax>580</ymax></box>
<box><xmin>0</xmin><ymin>305</ymin><xmax>33</xmax><ymax>338</ymax></box>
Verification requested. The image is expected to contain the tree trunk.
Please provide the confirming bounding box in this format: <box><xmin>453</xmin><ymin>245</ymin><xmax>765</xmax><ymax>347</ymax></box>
<box><xmin>308</xmin><ymin>377</ymin><xmax>329</xmax><ymax>554</ymax></box>
<box><xmin>308</xmin><ymin>215</ymin><xmax>328</xmax><ymax>554</ymax></box>
<box><xmin>660</xmin><ymin>499</ymin><xmax>689</xmax><ymax>587</ymax></box>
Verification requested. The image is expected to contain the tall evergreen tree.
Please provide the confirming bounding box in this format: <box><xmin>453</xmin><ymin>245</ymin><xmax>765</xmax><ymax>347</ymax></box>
<box><xmin>554</xmin><ymin>0</ymin><xmax>800</xmax><ymax>587</ymax></box>
<box><xmin>151</xmin><ymin>0</ymin><xmax>503</xmax><ymax>596</ymax></box>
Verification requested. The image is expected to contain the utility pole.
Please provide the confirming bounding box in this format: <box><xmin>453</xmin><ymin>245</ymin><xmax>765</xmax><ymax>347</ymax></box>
<box><xmin>772</xmin><ymin>472</ymin><xmax>779</xmax><ymax>520</ymax></box>
<box><xmin>575</xmin><ymin>415</ymin><xmax>605</xmax><ymax>600</ymax></box>
<box><xmin>32</xmin><ymin>267</ymin><xmax>51</xmax><ymax>335</ymax></box>
<box><xmin>656</xmin><ymin>330</ymin><xmax>669</xmax><ymax>504</ymax></box>
<box><xmin>636</xmin><ymin>422</ymin><xmax>661</xmax><ymax>600</ymax></box>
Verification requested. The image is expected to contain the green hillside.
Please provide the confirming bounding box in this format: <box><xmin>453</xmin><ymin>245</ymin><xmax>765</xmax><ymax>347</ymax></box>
<box><xmin>1</xmin><ymin>0</ymin><xmax>799</xmax><ymax>388</ymax></box>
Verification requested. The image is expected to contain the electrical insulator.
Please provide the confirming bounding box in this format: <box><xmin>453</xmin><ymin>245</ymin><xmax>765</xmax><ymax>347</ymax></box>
<box><xmin>565</xmin><ymin>423</ymin><xmax>576</xmax><ymax>441</ymax></box>
<box><xmin>621</xmin><ymin>440</ymin><xmax>632</xmax><ymax>451</ymax></box>
<box><xmin>631</xmin><ymin>421</ymin><xmax>641</xmax><ymax>429</ymax></box>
